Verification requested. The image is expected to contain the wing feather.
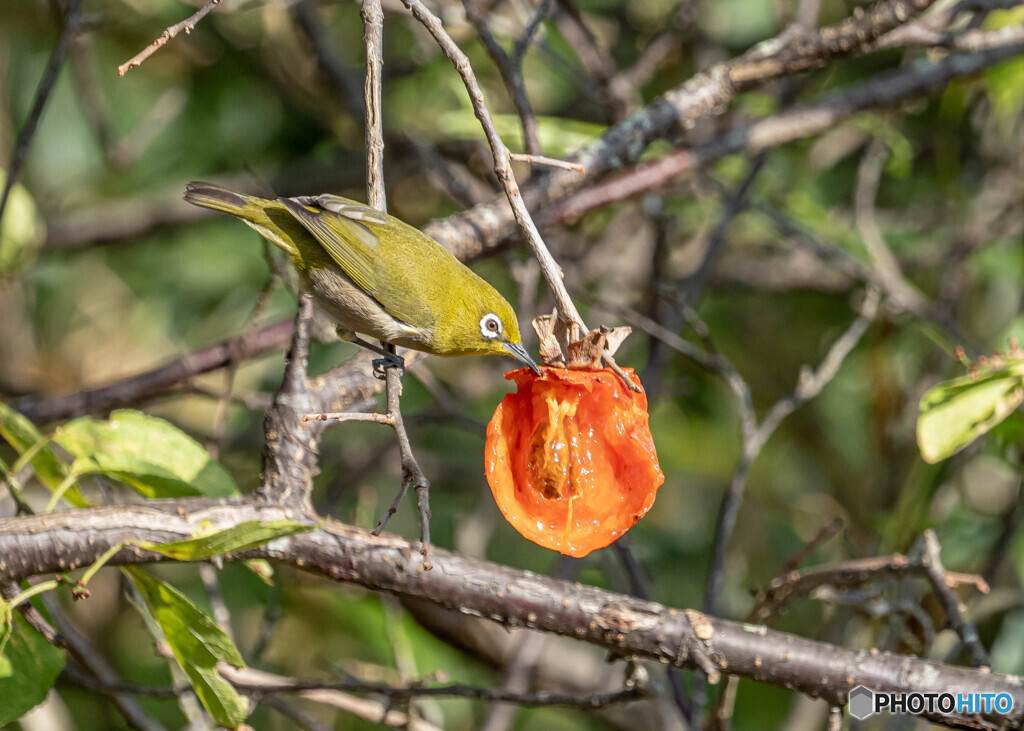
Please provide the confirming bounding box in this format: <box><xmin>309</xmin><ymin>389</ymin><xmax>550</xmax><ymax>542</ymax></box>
<box><xmin>278</xmin><ymin>197</ymin><xmax>378</xmax><ymax>294</ymax></box>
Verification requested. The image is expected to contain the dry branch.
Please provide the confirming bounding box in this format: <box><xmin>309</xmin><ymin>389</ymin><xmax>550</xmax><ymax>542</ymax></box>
<box><xmin>0</xmin><ymin>502</ymin><xmax>1021</xmax><ymax>730</ymax></box>
<box><xmin>118</xmin><ymin>0</ymin><xmax>222</xmax><ymax>76</ymax></box>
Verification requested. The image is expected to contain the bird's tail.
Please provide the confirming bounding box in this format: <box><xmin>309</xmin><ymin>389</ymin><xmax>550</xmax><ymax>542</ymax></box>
<box><xmin>184</xmin><ymin>181</ymin><xmax>258</xmax><ymax>218</ymax></box>
<box><xmin>184</xmin><ymin>181</ymin><xmax>300</xmax><ymax>257</ymax></box>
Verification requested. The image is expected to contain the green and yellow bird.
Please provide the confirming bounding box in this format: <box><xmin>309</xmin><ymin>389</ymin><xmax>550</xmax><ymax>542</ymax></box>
<box><xmin>184</xmin><ymin>182</ymin><xmax>538</xmax><ymax>373</ymax></box>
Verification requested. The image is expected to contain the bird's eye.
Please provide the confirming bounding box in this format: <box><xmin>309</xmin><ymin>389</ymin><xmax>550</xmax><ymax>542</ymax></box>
<box><xmin>480</xmin><ymin>313</ymin><xmax>502</xmax><ymax>339</ymax></box>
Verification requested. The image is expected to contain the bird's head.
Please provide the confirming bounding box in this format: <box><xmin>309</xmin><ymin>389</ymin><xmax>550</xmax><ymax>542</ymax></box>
<box><xmin>442</xmin><ymin>291</ymin><xmax>539</xmax><ymax>373</ymax></box>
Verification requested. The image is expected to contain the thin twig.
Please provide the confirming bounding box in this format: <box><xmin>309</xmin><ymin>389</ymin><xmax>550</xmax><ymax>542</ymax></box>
<box><xmin>680</xmin><ymin>154</ymin><xmax>767</xmax><ymax>305</ymax></box>
<box><xmin>479</xmin><ymin>632</ymin><xmax>549</xmax><ymax>731</ymax></box>
<box><xmin>734</xmin><ymin>188</ymin><xmax>976</xmax><ymax>353</ymax></box>
<box><xmin>32</xmin><ymin>592</ymin><xmax>165</xmax><ymax>731</ymax></box>
<box><xmin>782</xmin><ymin>518</ymin><xmax>844</xmax><ymax>574</ymax></box>
<box><xmin>13</xmin><ymin>318</ymin><xmax>294</xmax><ymax>423</ymax></box>
<box><xmin>513</xmin><ymin>0</ymin><xmax>552</xmax><ymax>63</ymax></box>
<box><xmin>118</xmin><ymin>0</ymin><xmax>223</xmax><ymax>76</ymax></box>
<box><xmin>550</xmin><ymin>0</ymin><xmax>620</xmax><ymax>116</ymax></box>
<box><xmin>371</xmin><ymin>364</ymin><xmax>432</xmax><ymax>565</ymax></box>
<box><xmin>613</xmin><ymin>537</ymin><xmax>694</xmax><ymax>724</ymax></box>
<box><xmin>69</xmin><ymin>32</ymin><xmax>122</xmax><ymax>169</ymax></box>
<box><xmin>704</xmin><ymin>288</ymin><xmax>881</xmax><ymax>616</ymax></box>
<box><xmin>919</xmin><ymin>530</ymin><xmax>990</xmax><ymax>668</ymax></box>
<box><xmin>711</xmin><ymin>518</ymin><xmax>844</xmax><ymax>729</ymax></box>
<box><xmin>400</xmin><ymin>0</ymin><xmax>587</xmax><ymax>340</ymax></box>
<box><xmin>198</xmin><ymin>564</ymin><xmax>234</xmax><ymax>643</ymax></box>
<box><xmin>262</xmin><ymin>695</ymin><xmax>331</xmax><ymax>731</ymax></box>
<box><xmin>509</xmin><ymin>153</ymin><xmax>586</xmax><ymax>173</ymax></box>
<box><xmin>547</xmin><ymin>39</ymin><xmax>1024</xmax><ymax>226</ymax></box>
<box><xmin>463</xmin><ymin>0</ymin><xmax>546</xmax><ymax>156</ymax></box>
<box><xmin>606</xmin><ymin>0</ymin><xmax>696</xmax><ymax>114</ymax></box>
<box><xmin>293</xmin><ymin>0</ymin><xmax>366</xmax><ymax>117</ymax></box>
<box><xmin>354</xmin><ymin>2</ymin><xmax>433</xmax><ymax>564</ymax></box>
<box><xmin>68</xmin><ymin>666</ymin><xmax>648</xmax><ymax>709</ymax></box>
<box><xmin>854</xmin><ymin>137</ymin><xmax>931</xmax><ymax>316</ymax></box>
<box><xmin>0</xmin><ymin>0</ymin><xmax>83</xmax><ymax>234</ymax></box>
<box><xmin>362</xmin><ymin>0</ymin><xmax>387</xmax><ymax>213</ymax></box>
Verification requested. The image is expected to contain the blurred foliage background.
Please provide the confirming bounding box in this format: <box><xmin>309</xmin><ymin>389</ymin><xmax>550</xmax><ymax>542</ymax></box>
<box><xmin>1</xmin><ymin>0</ymin><xmax>1024</xmax><ymax>728</ymax></box>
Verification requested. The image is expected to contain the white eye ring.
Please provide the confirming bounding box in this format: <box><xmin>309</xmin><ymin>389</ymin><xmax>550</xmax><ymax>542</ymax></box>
<box><xmin>480</xmin><ymin>313</ymin><xmax>502</xmax><ymax>339</ymax></box>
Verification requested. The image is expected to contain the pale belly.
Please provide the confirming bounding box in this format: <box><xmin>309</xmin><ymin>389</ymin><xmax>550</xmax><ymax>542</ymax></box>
<box><xmin>301</xmin><ymin>267</ymin><xmax>434</xmax><ymax>352</ymax></box>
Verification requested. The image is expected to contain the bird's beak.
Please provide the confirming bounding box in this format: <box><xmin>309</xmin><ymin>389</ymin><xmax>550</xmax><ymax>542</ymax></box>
<box><xmin>505</xmin><ymin>342</ymin><xmax>541</xmax><ymax>375</ymax></box>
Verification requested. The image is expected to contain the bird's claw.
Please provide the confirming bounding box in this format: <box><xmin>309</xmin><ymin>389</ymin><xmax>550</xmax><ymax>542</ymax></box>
<box><xmin>372</xmin><ymin>354</ymin><xmax>405</xmax><ymax>380</ymax></box>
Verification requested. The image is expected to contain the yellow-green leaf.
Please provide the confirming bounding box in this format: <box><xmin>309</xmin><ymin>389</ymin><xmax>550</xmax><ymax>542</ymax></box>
<box><xmin>917</xmin><ymin>370</ymin><xmax>1024</xmax><ymax>463</ymax></box>
<box><xmin>0</xmin><ymin>402</ymin><xmax>87</xmax><ymax>506</ymax></box>
<box><xmin>124</xmin><ymin>567</ymin><xmax>247</xmax><ymax>728</ymax></box>
<box><xmin>0</xmin><ymin>170</ymin><xmax>45</xmax><ymax>277</ymax></box>
<box><xmin>55</xmin><ymin>410</ymin><xmax>238</xmax><ymax>498</ymax></box>
<box><xmin>140</xmin><ymin>520</ymin><xmax>316</xmax><ymax>561</ymax></box>
<box><xmin>0</xmin><ymin>614</ymin><xmax>66</xmax><ymax>725</ymax></box>
<box><xmin>436</xmin><ymin>110</ymin><xmax>605</xmax><ymax>157</ymax></box>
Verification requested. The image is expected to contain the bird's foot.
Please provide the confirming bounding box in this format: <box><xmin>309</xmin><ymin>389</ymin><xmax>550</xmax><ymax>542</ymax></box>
<box><xmin>372</xmin><ymin>352</ymin><xmax>405</xmax><ymax>380</ymax></box>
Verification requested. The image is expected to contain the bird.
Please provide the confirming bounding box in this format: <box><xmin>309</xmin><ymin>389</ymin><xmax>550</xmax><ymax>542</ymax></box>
<box><xmin>184</xmin><ymin>182</ymin><xmax>539</xmax><ymax>374</ymax></box>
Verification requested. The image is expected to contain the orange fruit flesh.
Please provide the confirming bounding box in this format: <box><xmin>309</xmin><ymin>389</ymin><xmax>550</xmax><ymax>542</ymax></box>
<box><xmin>486</xmin><ymin>367</ymin><xmax>664</xmax><ymax>557</ymax></box>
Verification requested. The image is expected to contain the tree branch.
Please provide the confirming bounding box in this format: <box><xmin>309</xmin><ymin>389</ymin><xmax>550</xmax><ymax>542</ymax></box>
<box><xmin>11</xmin><ymin>319</ymin><xmax>295</xmax><ymax>423</ymax></box>
<box><xmin>0</xmin><ymin>501</ymin><xmax>1020</xmax><ymax>730</ymax></box>
<box><xmin>424</xmin><ymin>0</ymin><xmax>941</xmax><ymax>260</ymax></box>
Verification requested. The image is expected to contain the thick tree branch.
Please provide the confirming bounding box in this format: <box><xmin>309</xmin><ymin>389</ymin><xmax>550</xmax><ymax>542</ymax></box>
<box><xmin>548</xmin><ymin>40</ymin><xmax>1024</xmax><ymax>224</ymax></box>
<box><xmin>0</xmin><ymin>501</ymin><xmax>1021</xmax><ymax>730</ymax></box>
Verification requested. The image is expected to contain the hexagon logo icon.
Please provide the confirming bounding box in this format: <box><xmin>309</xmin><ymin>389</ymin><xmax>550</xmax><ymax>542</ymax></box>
<box><xmin>848</xmin><ymin>685</ymin><xmax>874</xmax><ymax>720</ymax></box>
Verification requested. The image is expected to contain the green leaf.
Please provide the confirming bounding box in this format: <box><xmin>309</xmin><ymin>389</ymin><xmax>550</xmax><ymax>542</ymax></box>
<box><xmin>982</xmin><ymin>8</ymin><xmax>1024</xmax><ymax>141</ymax></box>
<box><xmin>124</xmin><ymin>567</ymin><xmax>247</xmax><ymax>728</ymax></box>
<box><xmin>435</xmin><ymin>110</ymin><xmax>605</xmax><ymax>157</ymax></box>
<box><xmin>0</xmin><ymin>603</ymin><xmax>11</xmax><ymax>658</ymax></box>
<box><xmin>0</xmin><ymin>402</ymin><xmax>87</xmax><ymax>507</ymax></box>
<box><xmin>243</xmin><ymin>559</ymin><xmax>276</xmax><ymax>585</ymax></box>
<box><xmin>140</xmin><ymin>519</ymin><xmax>316</xmax><ymax>560</ymax></box>
<box><xmin>917</xmin><ymin>369</ymin><xmax>1024</xmax><ymax>463</ymax></box>
<box><xmin>0</xmin><ymin>613</ymin><xmax>66</xmax><ymax>725</ymax></box>
<box><xmin>0</xmin><ymin>170</ymin><xmax>45</xmax><ymax>278</ymax></box>
<box><xmin>55</xmin><ymin>410</ymin><xmax>238</xmax><ymax>498</ymax></box>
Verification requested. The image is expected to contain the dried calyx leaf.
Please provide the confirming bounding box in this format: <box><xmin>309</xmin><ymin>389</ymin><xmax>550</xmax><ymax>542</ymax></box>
<box><xmin>567</xmin><ymin>326</ymin><xmax>632</xmax><ymax>368</ymax></box>
<box><xmin>532</xmin><ymin>311</ymin><xmax>567</xmax><ymax>367</ymax></box>
<box><xmin>531</xmin><ymin>313</ymin><xmax>637</xmax><ymax>388</ymax></box>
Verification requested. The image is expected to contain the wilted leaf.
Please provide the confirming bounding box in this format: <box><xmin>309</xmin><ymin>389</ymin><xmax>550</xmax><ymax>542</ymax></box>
<box><xmin>0</xmin><ymin>613</ymin><xmax>66</xmax><ymax>725</ymax></box>
<box><xmin>140</xmin><ymin>520</ymin><xmax>316</xmax><ymax>560</ymax></box>
<box><xmin>55</xmin><ymin>410</ymin><xmax>238</xmax><ymax>498</ymax></box>
<box><xmin>124</xmin><ymin>567</ymin><xmax>247</xmax><ymax>728</ymax></box>
<box><xmin>0</xmin><ymin>402</ymin><xmax>87</xmax><ymax>506</ymax></box>
<box><xmin>917</xmin><ymin>370</ymin><xmax>1024</xmax><ymax>463</ymax></box>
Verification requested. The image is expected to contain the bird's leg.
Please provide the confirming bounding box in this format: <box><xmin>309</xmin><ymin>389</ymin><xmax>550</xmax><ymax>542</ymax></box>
<box><xmin>347</xmin><ymin>335</ymin><xmax>405</xmax><ymax>379</ymax></box>
<box><xmin>303</xmin><ymin>340</ymin><xmax>431</xmax><ymax>565</ymax></box>
<box><xmin>371</xmin><ymin>344</ymin><xmax>433</xmax><ymax>567</ymax></box>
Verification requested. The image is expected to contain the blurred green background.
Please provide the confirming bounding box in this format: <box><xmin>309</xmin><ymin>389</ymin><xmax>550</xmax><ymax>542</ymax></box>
<box><xmin>2</xmin><ymin>0</ymin><xmax>1024</xmax><ymax>728</ymax></box>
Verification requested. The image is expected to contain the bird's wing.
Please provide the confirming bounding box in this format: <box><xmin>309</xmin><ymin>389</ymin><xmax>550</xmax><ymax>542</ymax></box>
<box><xmin>278</xmin><ymin>196</ymin><xmax>447</xmax><ymax>330</ymax></box>
<box><xmin>278</xmin><ymin>197</ymin><xmax>381</xmax><ymax>295</ymax></box>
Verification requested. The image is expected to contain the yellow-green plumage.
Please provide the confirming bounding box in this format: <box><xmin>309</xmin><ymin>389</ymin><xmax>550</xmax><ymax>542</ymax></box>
<box><xmin>183</xmin><ymin>182</ymin><xmax>537</xmax><ymax>369</ymax></box>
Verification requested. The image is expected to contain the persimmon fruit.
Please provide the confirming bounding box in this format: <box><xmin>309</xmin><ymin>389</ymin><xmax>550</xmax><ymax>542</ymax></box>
<box><xmin>485</xmin><ymin>366</ymin><xmax>664</xmax><ymax>557</ymax></box>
